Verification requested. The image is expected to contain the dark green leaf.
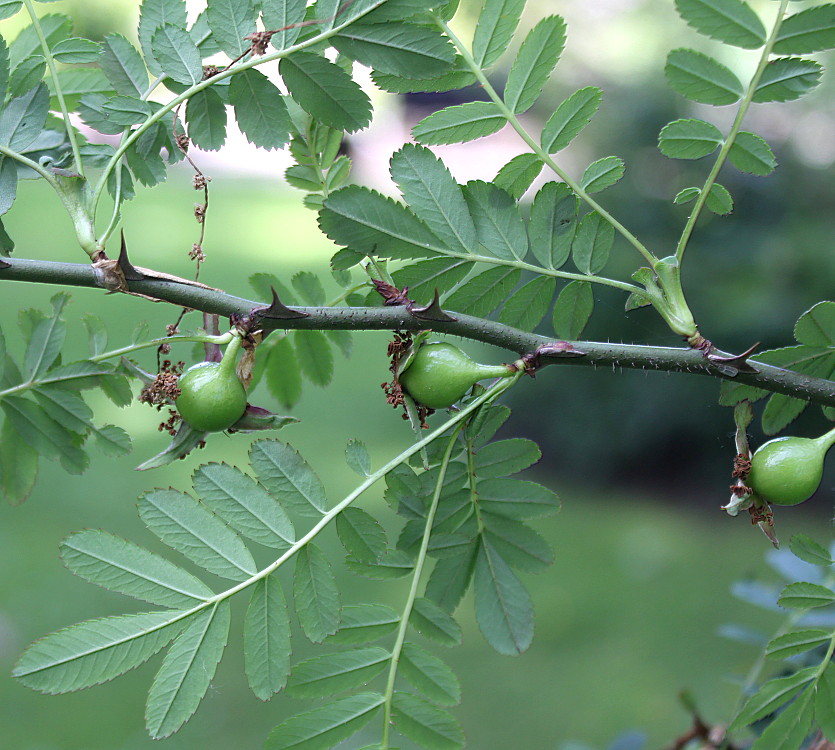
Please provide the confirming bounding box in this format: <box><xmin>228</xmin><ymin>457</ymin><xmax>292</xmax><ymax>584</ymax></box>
<box><xmin>410</xmin><ymin>598</ymin><xmax>462</xmax><ymax>646</ymax></box>
<box><xmin>100</xmin><ymin>33</ymin><xmax>148</xmax><ymax>97</ymax></box>
<box><xmin>462</xmin><ymin>180</ymin><xmax>528</xmax><ymax>260</ymax></box>
<box><xmin>474</xmin><ymin>438</ymin><xmax>541</xmax><ymax>478</ymax></box>
<box><xmin>572</xmin><ymin>212</ymin><xmax>613</xmax><ymax>274</ymax></box>
<box><xmin>327</xmin><ymin>603</ymin><xmax>399</xmax><ymax>645</ymax></box>
<box><xmin>47</xmin><ymin>68</ymin><xmax>115</xmax><ymax>109</ymax></box>
<box><xmin>280</xmin><ymin>52</ymin><xmax>371</xmax><ymax>133</ymax></box>
<box><xmin>0</xmin><ymin>83</ymin><xmax>49</xmax><ymax>151</ymax></box>
<box><xmin>412</xmin><ymin>101</ymin><xmax>505</xmax><ymax>145</ymax></box>
<box><xmin>581</xmin><ymin>156</ymin><xmax>625</xmax><ymax>194</ymax></box>
<box><xmin>541</xmin><ymin>86</ymin><xmax>602</xmax><ymax>153</ymax></box>
<box><xmin>392</xmin><ymin>691</ymin><xmax>464</xmax><ymax>749</ymax></box>
<box><xmin>552</xmin><ymin>280</ymin><xmax>593</xmax><ymax>339</ymax></box>
<box><xmin>286</xmin><ymin>647</ymin><xmax>389</xmax><ymax>699</ymax></box>
<box><xmin>424</xmin><ymin>542</ymin><xmax>478</xmax><ymax>613</ymax></box>
<box><xmin>472</xmin><ymin>0</ymin><xmax>525</xmax><ymax>68</ymax></box>
<box><xmin>794</xmin><ymin>301</ymin><xmax>835</xmax><ymax>346</ymax></box>
<box><xmin>186</xmin><ymin>87</ymin><xmax>227</xmax><ymax>150</ymax></box>
<box><xmin>400</xmin><ymin>643</ymin><xmax>460</xmax><ymax>706</ymax></box>
<box><xmin>499</xmin><ymin>277</ymin><xmax>555</xmax><ymax>331</ymax></box>
<box><xmin>391</xmin><ymin>258</ymin><xmax>475</xmax><ymax>306</ymax></box>
<box><xmin>31</xmin><ymin>386</ymin><xmax>91</xmax><ymax>435</ymax></box>
<box><xmin>230</xmin><ymin>68</ymin><xmax>291</xmax><ymax>150</ymax></box>
<box><xmin>261</xmin><ymin>0</ymin><xmax>307</xmax><ymax>50</ymax></box>
<box><xmin>249</xmin><ymin>439</ymin><xmax>328</xmax><ymax>518</ymax></box>
<box><xmin>10</xmin><ymin>14</ymin><xmax>70</xmax><ymax>69</ymax></box>
<box><xmin>765</xmin><ymin>629</ymin><xmax>830</xmax><ymax>659</ymax></box>
<box><xmin>753</xmin><ymin>57</ymin><xmax>822</xmax><ymax>103</ymax></box>
<box><xmin>101</xmin><ymin>95</ymin><xmax>152</xmax><ymax>126</ymax></box>
<box><xmin>244</xmin><ymin>576</ymin><xmax>291</xmax><ymax>700</ymax></box>
<box><xmin>206</xmin><ymin>0</ymin><xmax>257</xmax><ymax>58</ymax></box>
<box><xmin>481</xmin><ymin>513</ymin><xmax>554</xmax><ymax>573</ymax></box>
<box><xmin>774</xmin><ymin>5</ymin><xmax>835</xmax><ymax>54</ymax></box>
<box><xmin>705</xmin><ymin>183</ymin><xmax>733</xmax><ymax>214</ymax></box>
<box><xmin>674</xmin><ymin>0</ymin><xmax>767</xmax><ymax>49</ymax></box>
<box><xmin>445</xmin><ymin>266</ymin><xmax>520</xmax><ymax>317</ymax></box>
<box><xmin>778</xmin><ymin>581</ymin><xmax>835</xmax><ymax>609</ymax></box>
<box><xmin>0</xmin><ymin>416</ymin><xmax>38</xmax><ymax>504</ymax></box>
<box><xmin>92</xmin><ymin>424</ymin><xmax>131</xmax><ymax>457</ymax></box>
<box><xmin>345</xmin><ymin>439</ymin><xmax>371</xmax><ymax>477</ymax></box>
<box><xmin>145</xmin><ymin>601</ymin><xmax>231</xmax><ymax>739</ymax></box>
<box><xmin>665</xmin><ymin>48</ymin><xmax>743</xmax><ymax>105</ymax></box>
<box><xmin>294</xmin><ymin>544</ymin><xmax>340</xmax><ymax>643</ymax></box>
<box><xmin>151</xmin><ymin>23</ymin><xmax>202</xmax><ymax>85</ymax></box>
<box><xmin>494</xmin><ymin>153</ymin><xmax>543</xmax><ymax>199</ymax></box>
<box><xmin>528</xmin><ymin>181</ymin><xmax>578</xmax><ymax>269</ymax></box>
<box><xmin>504</xmin><ymin>15</ymin><xmax>567</xmax><ymax>113</ymax></box>
<box><xmin>477</xmin><ymin>477</ymin><xmax>560</xmax><ymax>519</ymax></box>
<box><xmin>371</xmin><ymin>65</ymin><xmax>475</xmax><ymax>94</ymax></box>
<box><xmin>0</xmin><ymin>1</ymin><xmax>20</xmax><ymax>21</ymax></box>
<box><xmin>345</xmin><ymin>548</ymin><xmax>414</xmax><ymax>579</ymax></box>
<box><xmin>337</xmin><ymin>507</ymin><xmax>387</xmax><ymax>563</ymax></box>
<box><xmin>728</xmin><ymin>131</ymin><xmax>776</xmax><ymax>175</ymax></box>
<box><xmin>658</xmin><ymin>118</ymin><xmax>723</xmax><ymax>159</ymax></box>
<box><xmin>749</xmin><ymin>685</ymin><xmax>813</xmax><ymax>750</ymax></box>
<box><xmin>816</xmin><ymin>664</ymin><xmax>835</xmax><ymax>742</ymax></box>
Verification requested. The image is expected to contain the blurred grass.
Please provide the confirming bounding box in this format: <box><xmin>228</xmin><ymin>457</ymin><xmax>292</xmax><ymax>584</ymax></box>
<box><xmin>0</xmin><ymin>172</ymin><xmax>821</xmax><ymax>750</ymax></box>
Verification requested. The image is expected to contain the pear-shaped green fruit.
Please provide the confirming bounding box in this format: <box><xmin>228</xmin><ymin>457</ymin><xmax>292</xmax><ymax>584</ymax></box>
<box><xmin>747</xmin><ymin>431</ymin><xmax>835</xmax><ymax>505</ymax></box>
<box><xmin>175</xmin><ymin>340</ymin><xmax>247</xmax><ymax>432</ymax></box>
<box><xmin>398</xmin><ymin>342</ymin><xmax>511</xmax><ymax>410</ymax></box>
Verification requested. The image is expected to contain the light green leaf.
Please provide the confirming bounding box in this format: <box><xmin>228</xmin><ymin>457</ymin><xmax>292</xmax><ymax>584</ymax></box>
<box><xmin>765</xmin><ymin>629</ymin><xmax>830</xmax><ymax>660</ymax></box>
<box><xmin>192</xmin><ymin>461</ymin><xmax>295</xmax><ymax>548</ymax></box>
<box><xmin>481</xmin><ymin>513</ymin><xmax>554</xmax><ymax>573</ymax></box>
<box><xmin>0</xmin><ymin>413</ymin><xmax>39</xmax><ymax>504</ymax></box>
<box><xmin>474</xmin><ymin>538</ymin><xmax>533</xmax><ymax>655</ymax></box>
<box><xmin>705</xmin><ymin>182</ymin><xmax>733</xmax><ymax>214</ymax></box>
<box><xmin>101</xmin><ymin>95</ymin><xmax>152</xmax><ymax>126</ymax></box>
<box><xmin>292</xmin><ymin>271</ymin><xmax>326</xmax><ymax>306</ymax></box>
<box><xmin>504</xmin><ymin>15</ymin><xmax>567</xmax><ymax>113</ymax></box>
<box><xmin>333</xmin><ymin>22</ymin><xmax>454</xmax><ymax>78</ymax></box>
<box><xmin>230</xmin><ymin>68</ymin><xmax>291</xmax><ymax>150</ymax></box>
<box><xmin>265</xmin><ymin>336</ymin><xmax>303</xmax><ymax>409</ymax></box>
<box><xmin>22</xmin><ymin>293</ymin><xmax>66</xmax><ymax>378</ymax></box>
<box><xmin>0</xmin><ymin>1</ymin><xmax>20</xmax><ymax>21</ymax></box>
<box><xmin>244</xmin><ymin>576</ymin><xmax>291</xmax><ymax>700</ymax></box>
<box><xmin>249</xmin><ymin>439</ymin><xmax>328</xmax><ymax>518</ymax></box>
<box><xmin>775</xmin><ymin>5</ymin><xmax>835</xmax><ymax>54</ymax></box>
<box><xmin>753</xmin><ymin>57</ymin><xmax>822</xmax><ymax>103</ymax></box>
<box><xmin>10</xmin><ymin>14</ymin><xmax>70</xmax><ymax>69</ymax></box>
<box><xmin>280</xmin><ymin>52</ymin><xmax>372</xmax><ymax>133</ymax></box>
<box><xmin>572</xmin><ymin>212</ymin><xmax>614</xmax><ymax>274</ymax></box>
<box><xmin>410</xmin><ymin>598</ymin><xmax>462</xmax><ymax>646</ymax></box>
<box><xmin>494</xmin><ymin>153</ymin><xmax>543</xmax><ymax>199</ymax></box>
<box><xmin>206</xmin><ymin>0</ymin><xmax>257</xmax><ymax>58</ymax></box>
<box><xmin>750</xmin><ymin>684</ymin><xmax>813</xmax><ymax>750</ymax></box>
<box><xmin>151</xmin><ymin>24</ymin><xmax>202</xmax><ymax>85</ymax></box>
<box><xmin>392</xmin><ymin>691</ymin><xmax>464</xmax><ymax>749</ymax></box>
<box><xmin>261</xmin><ymin>0</ymin><xmax>307</xmax><ymax>50</ymax></box>
<box><xmin>658</xmin><ymin>118</ymin><xmax>723</xmax><ymax>159</ymax></box>
<box><xmin>92</xmin><ymin>424</ymin><xmax>132</xmax><ymax>457</ymax></box>
<box><xmin>674</xmin><ymin>0</ymin><xmax>767</xmax><ymax>49</ymax></box>
<box><xmin>794</xmin><ymin>301</ymin><xmax>835</xmax><ymax>346</ymax></box>
<box><xmin>51</xmin><ymin>37</ymin><xmax>100</xmax><ymax>64</ymax></box>
<box><xmin>777</xmin><ymin>581</ymin><xmax>835</xmax><ymax>609</ymax></box>
<box><xmin>472</xmin><ymin>0</ymin><xmax>526</xmax><ymax>68</ymax></box>
<box><xmin>581</xmin><ymin>156</ymin><xmax>625</xmax><ymax>194</ymax></box>
<box><xmin>674</xmin><ymin>187</ymin><xmax>701</xmax><ymax>204</ymax></box>
<box><xmin>552</xmin><ymin>280</ymin><xmax>594</xmax><ymax>340</ymax></box>
<box><xmin>286</xmin><ymin>647</ymin><xmax>389</xmax><ymax>699</ymax></box>
<box><xmin>294</xmin><ymin>544</ymin><xmax>340</xmax><ymax>643</ymax></box>
<box><xmin>0</xmin><ymin>83</ymin><xmax>49</xmax><ymax>151</ymax></box>
<box><xmin>145</xmin><ymin>601</ymin><xmax>231</xmax><ymax>739</ymax></box>
<box><xmin>0</xmin><ymin>37</ymin><xmax>8</xmax><ymax>104</ymax></box>
<box><xmin>665</xmin><ymin>48</ymin><xmax>743</xmax><ymax>105</ymax></box>
<box><xmin>60</xmin><ymin>530</ymin><xmax>212</xmax><ymax>608</ymax></box>
<box><xmin>412</xmin><ymin>101</ymin><xmax>505</xmax><ymax>145</ymax></box>
<box><xmin>327</xmin><ymin>603</ymin><xmax>400</xmax><ymax>645</ymax></box>
<box><xmin>264</xmin><ymin>693</ymin><xmax>384</xmax><ymax>750</ymax></box>
<box><xmin>100</xmin><ymin>33</ymin><xmax>148</xmax><ymax>97</ymax></box>
<box><xmin>816</xmin><ymin>663</ymin><xmax>835</xmax><ymax>741</ymax></box>
<box><xmin>0</xmin><ymin>157</ymin><xmax>18</xmax><ymax>215</ymax></box>
<box><xmin>528</xmin><ymin>181</ymin><xmax>578</xmax><ymax>269</ymax></box>
<box><xmin>345</xmin><ymin>439</ymin><xmax>371</xmax><ymax>477</ymax></box>
<box><xmin>400</xmin><ymin>643</ymin><xmax>460</xmax><ymax>706</ymax></box>
<box><xmin>445</xmin><ymin>266</ymin><xmax>520</xmax><ymax>317</ymax></box>
<box><xmin>185</xmin><ymin>87</ymin><xmax>227</xmax><ymax>151</ymax></box>
<box><xmin>137</xmin><ymin>489</ymin><xmax>257</xmax><ymax>581</ymax></box>
<box><xmin>390</xmin><ymin>143</ymin><xmax>476</xmax><ymax>254</ymax></box>
<box><xmin>499</xmin><ymin>277</ymin><xmax>555</xmax><ymax>331</ymax></box>
<box><xmin>462</xmin><ymin>180</ymin><xmax>528</xmax><ymax>261</ymax></box>
<box><xmin>294</xmin><ymin>329</ymin><xmax>334</xmax><ymax>386</ymax></box>
<box><xmin>477</xmin><ymin>477</ymin><xmax>560</xmax><ymax>519</ymax></box>
<box><xmin>337</xmin><ymin>507</ymin><xmax>387</xmax><ymax>564</ymax></box>
<box><xmin>138</xmin><ymin>0</ymin><xmax>187</xmax><ymax>77</ymax></box>
<box><xmin>13</xmin><ymin>610</ymin><xmax>185</xmax><ymax>694</ymax></box>
<box><xmin>541</xmin><ymin>86</ymin><xmax>602</xmax><ymax>153</ymax></box>
<box><xmin>789</xmin><ymin>533</ymin><xmax>833</xmax><ymax>566</ymax></box>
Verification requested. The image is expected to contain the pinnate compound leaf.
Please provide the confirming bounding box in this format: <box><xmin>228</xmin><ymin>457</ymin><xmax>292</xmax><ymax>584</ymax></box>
<box><xmin>778</xmin><ymin>581</ymin><xmax>835</xmax><ymax>609</ymax></box>
<box><xmin>320</xmin><ymin>185</ymin><xmax>442</xmax><ymax>260</ymax></box>
<box><xmin>445</xmin><ymin>266</ymin><xmax>520</xmax><ymax>317</ymax></box>
<box><xmin>390</xmin><ymin>143</ymin><xmax>476</xmax><ymax>254</ymax></box>
<box><xmin>286</xmin><ymin>647</ymin><xmax>389</xmax><ymax>699</ymax></box>
<box><xmin>504</xmin><ymin>15</ymin><xmax>567</xmax><ymax>113</ymax></box>
<box><xmin>151</xmin><ymin>24</ymin><xmax>202</xmax><ymax>85</ymax></box>
<box><xmin>472</xmin><ymin>0</ymin><xmax>525</xmax><ymax>68</ymax></box>
<box><xmin>728</xmin><ymin>131</ymin><xmax>776</xmax><ymax>175</ymax></box>
<box><xmin>13</xmin><ymin>610</ymin><xmax>185</xmax><ymax>694</ymax></box>
<box><xmin>528</xmin><ymin>182</ymin><xmax>578</xmax><ymax>269</ymax></box>
<box><xmin>463</xmin><ymin>180</ymin><xmax>528</xmax><ymax>261</ymax></box>
<box><xmin>658</xmin><ymin>118</ymin><xmax>723</xmax><ymax>159</ymax></box>
<box><xmin>336</xmin><ymin>507</ymin><xmax>387</xmax><ymax>563</ymax></box>
<box><xmin>705</xmin><ymin>183</ymin><xmax>733</xmax><ymax>215</ymax></box>
<box><xmin>674</xmin><ymin>0</ymin><xmax>767</xmax><ymax>49</ymax></box>
<box><xmin>60</xmin><ymin>530</ymin><xmax>212</xmax><ymax>608</ymax></box>
<box><xmin>186</xmin><ymin>87</ymin><xmax>227</xmax><ymax>151</ymax></box>
<box><xmin>137</xmin><ymin>489</ymin><xmax>257</xmax><ymax>581</ymax></box>
<box><xmin>206</xmin><ymin>0</ymin><xmax>257</xmax><ymax>58</ymax></box>
<box><xmin>789</xmin><ymin>533</ymin><xmax>833</xmax><ymax>566</ymax></box>
<box><xmin>264</xmin><ymin>693</ymin><xmax>384</xmax><ymax>750</ymax></box>
<box><xmin>553</xmin><ymin>280</ymin><xmax>594</xmax><ymax>340</ymax></box>
<box><xmin>541</xmin><ymin>86</ymin><xmax>601</xmax><ymax>153</ymax></box>
<box><xmin>145</xmin><ymin>601</ymin><xmax>231</xmax><ymax>739</ymax></box>
<box><xmin>327</xmin><ymin>603</ymin><xmax>399</xmax><ymax>645</ymax></box>
<box><xmin>474</xmin><ymin>539</ymin><xmax>534</xmax><ymax>654</ymax></box>
<box><xmin>333</xmin><ymin>22</ymin><xmax>454</xmax><ymax>78</ymax></box>
<box><xmin>249</xmin><ymin>439</ymin><xmax>328</xmax><ymax>518</ymax></box>
<box><xmin>572</xmin><ymin>212</ymin><xmax>614</xmax><ymax>274</ymax></box>
<box><xmin>392</xmin><ymin>691</ymin><xmax>465</xmax><ymax>749</ymax></box>
<box><xmin>410</xmin><ymin>597</ymin><xmax>462</xmax><ymax>646</ymax></box>
<box><xmin>477</xmin><ymin>477</ymin><xmax>560</xmax><ymax>519</ymax></box>
<box><xmin>193</xmin><ymin>461</ymin><xmax>295</xmax><ymax>548</ymax></box>
<box><xmin>280</xmin><ymin>52</ymin><xmax>371</xmax><ymax>133</ymax></box>
<box><xmin>244</xmin><ymin>576</ymin><xmax>291</xmax><ymax>700</ymax></box>
<box><xmin>765</xmin><ymin>629</ymin><xmax>830</xmax><ymax>660</ymax></box>
<box><xmin>412</xmin><ymin>101</ymin><xmax>505</xmax><ymax>145</ymax></box>
<box><xmin>100</xmin><ymin>33</ymin><xmax>148</xmax><ymax>97</ymax></box>
<box><xmin>581</xmin><ymin>156</ymin><xmax>625</xmax><ymax>194</ymax></box>
<box><xmin>294</xmin><ymin>544</ymin><xmax>340</xmax><ymax>643</ymax></box>
<box><xmin>138</xmin><ymin>0</ymin><xmax>187</xmax><ymax>76</ymax></box>
<box><xmin>753</xmin><ymin>57</ymin><xmax>822</xmax><ymax>103</ymax></box>
<box><xmin>775</xmin><ymin>5</ymin><xmax>835</xmax><ymax>54</ymax></box>
<box><xmin>665</xmin><ymin>48</ymin><xmax>743</xmax><ymax>105</ymax></box>
<box><xmin>499</xmin><ymin>277</ymin><xmax>555</xmax><ymax>331</ymax></box>
<box><xmin>494</xmin><ymin>153</ymin><xmax>543</xmax><ymax>199</ymax></box>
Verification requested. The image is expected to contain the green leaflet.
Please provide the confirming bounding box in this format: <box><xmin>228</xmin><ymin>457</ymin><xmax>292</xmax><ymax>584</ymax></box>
<box><xmin>10</xmin><ymin>14</ymin><xmax>71</xmax><ymax>69</ymax></box>
<box><xmin>99</xmin><ymin>33</ymin><xmax>149</xmax><ymax>97</ymax></box>
<box><xmin>494</xmin><ymin>153</ymin><xmax>543</xmax><ymax>199</ymax></box>
<box><xmin>60</xmin><ymin>530</ymin><xmax>213</xmax><ymax>608</ymax></box>
<box><xmin>264</xmin><ymin>693</ymin><xmax>384</xmax><ymax>750</ymax></box>
<box><xmin>327</xmin><ymin>603</ymin><xmax>400</xmax><ymax>645</ymax></box>
<box><xmin>285</xmin><ymin>646</ymin><xmax>390</xmax><ymax>699</ymax></box>
<box><xmin>750</xmin><ymin>685</ymin><xmax>814</xmax><ymax>750</ymax></box>
<box><xmin>345</xmin><ymin>438</ymin><xmax>371</xmax><ymax>476</ymax></box>
<box><xmin>728</xmin><ymin>131</ymin><xmax>776</xmax><ymax>176</ymax></box>
<box><xmin>552</xmin><ymin>280</ymin><xmax>594</xmax><ymax>340</ymax></box>
<box><xmin>775</xmin><ymin>5</ymin><xmax>835</xmax><ymax>54</ymax></box>
<box><xmin>498</xmin><ymin>277</ymin><xmax>555</xmax><ymax>331</ymax></box>
<box><xmin>462</xmin><ymin>180</ymin><xmax>528</xmax><ymax>261</ymax></box>
<box><xmin>186</xmin><ymin>87</ymin><xmax>227</xmax><ymax>151</ymax></box>
<box><xmin>409</xmin><ymin>597</ymin><xmax>462</xmax><ymax>646</ymax></box>
<box><xmin>674</xmin><ymin>0</ymin><xmax>766</xmax><ymax>49</ymax></box>
<box><xmin>261</xmin><ymin>0</ymin><xmax>307</xmax><ymax>50</ymax></box>
<box><xmin>0</xmin><ymin>0</ymin><xmax>20</xmax><ymax>21</ymax></box>
<box><xmin>244</xmin><ymin>576</ymin><xmax>292</xmax><ymax>700</ymax></box>
<box><xmin>265</xmin><ymin>336</ymin><xmax>303</xmax><ymax>409</ymax></box>
<box><xmin>230</xmin><ymin>68</ymin><xmax>291</xmax><ymax>150</ymax></box>
<box><xmin>294</xmin><ymin>329</ymin><xmax>334</xmax><ymax>386</ymax></box>
<box><xmin>392</xmin><ymin>691</ymin><xmax>464</xmax><ymax>749</ymax></box>
<box><xmin>504</xmin><ymin>15</ymin><xmax>566</xmax><ymax>113</ymax></box>
<box><xmin>445</xmin><ymin>266</ymin><xmax>521</xmax><ymax>317</ymax></box>
<box><xmin>138</xmin><ymin>0</ymin><xmax>188</xmax><ymax>77</ymax></box>
<box><xmin>777</xmin><ymin>581</ymin><xmax>835</xmax><ymax>609</ymax></box>
<box><xmin>816</xmin><ymin>664</ymin><xmax>835</xmax><ymax>742</ymax></box>
<box><xmin>665</xmin><ymin>48</ymin><xmax>743</xmax><ymax>105</ymax></box>
<box><xmin>658</xmin><ymin>118</ymin><xmax>723</xmax><ymax>159</ymax></box>
<box><xmin>572</xmin><ymin>211</ymin><xmax>614</xmax><ymax>274</ymax></box>
<box><xmin>540</xmin><ymin>86</ymin><xmax>602</xmax><ymax>153</ymax></box>
<box><xmin>13</xmin><ymin>610</ymin><xmax>186</xmax><ymax>694</ymax></box>
<box><xmin>424</xmin><ymin>541</ymin><xmax>478</xmax><ymax>613</ymax></box>
<box><xmin>0</xmin><ymin>83</ymin><xmax>49</xmax><ymax>151</ymax></box>
<box><xmin>705</xmin><ymin>182</ymin><xmax>733</xmax><ymax>214</ymax></box>
<box><xmin>580</xmin><ymin>156</ymin><xmax>625</xmax><ymax>194</ymax></box>
<box><xmin>400</xmin><ymin>642</ymin><xmax>461</xmax><ymax>706</ymax></box>
<box><xmin>392</xmin><ymin>258</ymin><xmax>475</xmax><ymax>306</ymax></box>
<box><xmin>472</xmin><ymin>0</ymin><xmax>526</xmax><ymax>69</ymax></box>
<box><xmin>345</xmin><ymin>548</ymin><xmax>414</xmax><ymax>579</ymax></box>
<box><xmin>150</xmin><ymin>24</ymin><xmax>202</xmax><ymax>85</ymax></box>
<box><xmin>51</xmin><ymin>38</ymin><xmax>101</xmax><ymax>64</ymax></box>
<box><xmin>753</xmin><ymin>57</ymin><xmax>822</xmax><ymax>103</ymax></box>
<box><xmin>730</xmin><ymin>666</ymin><xmax>817</xmax><ymax>729</ymax></box>
<box><xmin>476</xmin><ymin>477</ymin><xmax>560</xmax><ymax>519</ymax></box>
<box><xmin>192</xmin><ymin>461</ymin><xmax>295</xmax><ymax>548</ymax></box>
<box><xmin>528</xmin><ymin>181</ymin><xmax>578</xmax><ymax>269</ymax></box>
<box><xmin>294</xmin><ymin>544</ymin><xmax>341</xmax><ymax>643</ymax></box>
<box><xmin>412</xmin><ymin>101</ymin><xmax>505</xmax><ymax>145</ymax></box>
<box><xmin>145</xmin><ymin>601</ymin><xmax>231</xmax><ymax>739</ymax></box>
<box><xmin>481</xmin><ymin>513</ymin><xmax>554</xmax><ymax>573</ymax></box>
<box><xmin>249</xmin><ymin>439</ymin><xmax>328</xmax><ymax>517</ymax></box>
<box><xmin>205</xmin><ymin>0</ymin><xmax>258</xmax><ymax>59</ymax></box>
<box><xmin>336</xmin><ymin>506</ymin><xmax>387</xmax><ymax>563</ymax></box>
<box><xmin>765</xmin><ymin>630</ymin><xmax>830</xmax><ymax>660</ymax></box>
<box><xmin>292</xmin><ymin>271</ymin><xmax>326</xmax><ymax>305</ymax></box>
<box><xmin>473</xmin><ymin>438</ymin><xmax>541</xmax><ymax>478</ymax></box>
<box><xmin>788</xmin><ymin>533</ymin><xmax>833</xmax><ymax>566</ymax></box>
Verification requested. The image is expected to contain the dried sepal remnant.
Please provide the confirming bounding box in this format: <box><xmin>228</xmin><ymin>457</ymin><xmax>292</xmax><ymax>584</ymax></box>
<box><xmin>139</xmin><ymin>360</ymin><xmax>185</xmax><ymax>410</ymax></box>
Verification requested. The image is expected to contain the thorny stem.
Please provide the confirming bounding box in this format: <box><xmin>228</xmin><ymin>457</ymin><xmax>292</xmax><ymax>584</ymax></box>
<box><xmin>675</xmin><ymin>0</ymin><xmax>791</xmax><ymax>265</ymax></box>
<box><xmin>380</xmin><ymin>423</ymin><xmax>467</xmax><ymax>749</ymax></box>
<box><xmin>434</xmin><ymin>15</ymin><xmax>658</xmax><ymax>268</ymax></box>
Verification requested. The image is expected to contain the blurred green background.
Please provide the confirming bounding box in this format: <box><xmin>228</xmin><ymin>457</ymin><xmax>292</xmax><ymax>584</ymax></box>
<box><xmin>1</xmin><ymin>1</ymin><xmax>834</xmax><ymax>749</ymax></box>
